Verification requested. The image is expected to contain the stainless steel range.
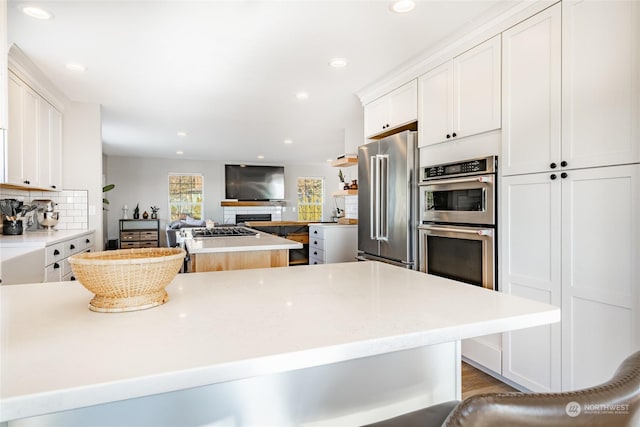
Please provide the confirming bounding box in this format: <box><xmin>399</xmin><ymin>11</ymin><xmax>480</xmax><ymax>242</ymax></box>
<box><xmin>191</xmin><ymin>226</ymin><xmax>257</xmax><ymax>238</ymax></box>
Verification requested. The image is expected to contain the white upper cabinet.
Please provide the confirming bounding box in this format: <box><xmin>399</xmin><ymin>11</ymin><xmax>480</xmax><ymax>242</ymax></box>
<box><xmin>419</xmin><ymin>35</ymin><xmax>501</xmax><ymax>147</ymax></box>
<box><xmin>502</xmin><ymin>4</ymin><xmax>561</xmax><ymax>176</ymax></box>
<box><xmin>364</xmin><ymin>80</ymin><xmax>417</xmax><ymax>138</ymax></box>
<box><xmin>7</xmin><ymin>72</ymin><xmax>39</xmax><ymax>186</ymax></box>
<box><xmin>5</xmin><ymin>71</ymin><xmax>63</xmax><ymax>190</ymax></box>
<box><xmin>38</xmin><ymin>98</ymin><xmax>63</xmax><ymax>190</ymax></box>
<box><xmin>562</xmin><ymin>0</ymin><xmax>640</xmax><ymax>169</ymax></box>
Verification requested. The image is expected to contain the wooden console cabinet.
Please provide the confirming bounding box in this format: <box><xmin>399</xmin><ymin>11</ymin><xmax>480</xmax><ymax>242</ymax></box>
<box><xmin>119</xmin><ymin>219</ymin><xmax>159</xmax><ymax>249</ymax></box>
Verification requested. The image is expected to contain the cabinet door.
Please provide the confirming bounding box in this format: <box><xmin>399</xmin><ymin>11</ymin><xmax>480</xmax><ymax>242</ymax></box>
<box><xmin>38</xmin><ymin>97</ymin><xmax>51</xmax><ymax>188</ymax></box>
<box><xmin>561</xmin><ymin>164</ymin><xmax>639</xmax><ymax>390</ymax></box>
<box><xmin>502</xmin><ymin>4</ymin><xmax>561</xmax><ymax>176</ymax></box>
<box><xmin>21</xmin><ymin>85</ymin><xmax>39</xmax><ymax>185</ymax></box>
<box><xmin>38</xmin><ymin>100</ymin><xmax>63</xmax><ymax>190</ymax></box>
<box><xmin>364</xmin><ymin>96</ymin><xmax>389</xmax><ymax>138</ymax></box>
<box><xmin>388</xmin><ymin>79</ymin><xmax>417</xmax><ymax>130</ymax></box>
<box><xmin>49</xmin><ymin>106</ymin><xmax>63</xmax><ymax>189</ymax></box>
<box><xmin>562</xmin><ymin>0</ymin><xmax>640</xmax><ymax>169</ymax></box>
<box><xmin>418</xmin><ymin>61</ymin><xmax>452</xmax><ymax>147</ymax></box>
<box><xmin>501</xmin><ymin>172</ymin><xmax>561</xmax><ymax>392</ymax></box>
<box><xmin>0</xmin><ymin>0</ymin><xmax>7</xmax><ymax>130</ymax></box>
<box><xmin>6</xmin><ymin>73</ymin><xmax>23</xmax><ymax>183</ymax></box>
<box><xmin>454</xmin><ymin>35</ymin><xmax>501</xmax><ymax>139</ymax></box>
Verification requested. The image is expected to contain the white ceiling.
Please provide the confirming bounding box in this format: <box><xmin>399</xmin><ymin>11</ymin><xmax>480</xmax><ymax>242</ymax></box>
<box><xmin>8</xmin><ymin>0</ymin><xmax>512</xmax><ymax>165</ymax></box>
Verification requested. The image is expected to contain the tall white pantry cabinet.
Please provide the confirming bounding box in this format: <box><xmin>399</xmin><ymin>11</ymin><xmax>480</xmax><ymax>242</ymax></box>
<box><xmin>501</xmin><ymin>0</ymin><xmax>639</xmax><ymax>392</ymax></box>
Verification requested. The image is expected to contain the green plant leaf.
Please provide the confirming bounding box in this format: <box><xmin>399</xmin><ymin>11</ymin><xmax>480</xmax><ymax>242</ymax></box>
<box><xmin>103</xmin><ymin>184</ymin><xmax>115</xmax><ymax>193</ymax></box>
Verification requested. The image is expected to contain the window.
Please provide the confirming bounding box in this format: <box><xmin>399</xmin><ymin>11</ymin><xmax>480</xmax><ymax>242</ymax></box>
<box><xmin>297</xmin><ymin>177</ymin><xmax>323</xmax><ymax>221</ymax></box>
<box><xmin>168</xmin><ymin>174</ymin><xmax>203</xmax><ymax>221</ymax></box>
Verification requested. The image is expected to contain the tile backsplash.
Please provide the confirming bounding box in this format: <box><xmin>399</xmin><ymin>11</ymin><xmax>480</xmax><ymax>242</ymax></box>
<box><xmin>0</xmin><ymin>188</ymin><xmax>89</xmax><ymax>230</ymax></box>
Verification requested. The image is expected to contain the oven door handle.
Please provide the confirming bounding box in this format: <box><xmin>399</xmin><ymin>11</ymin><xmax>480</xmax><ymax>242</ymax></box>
<box><xmin>419</xmin><ymin>176</ymin><xmax>493</xmax><ymax>186</ymax></box>
<box><xmin>422</xmin><ymin>226</ymin><xmax>494</xmax><ymax>236</ymax></box>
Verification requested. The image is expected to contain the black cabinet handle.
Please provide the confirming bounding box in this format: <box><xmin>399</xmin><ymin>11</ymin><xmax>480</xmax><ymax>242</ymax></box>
<box><xmin>51</xmin><ymin>185</ymin><xmax>56</xmax><ymax>189</ymax></box>
<box><xmin>86</xmin><ymin>239</ymin><xmax>91</xmax><ymax>243</ymax></box>
<box><xmin>550</xmin><ymin>163</ymin><xmax>557</xmax><ymax>169</ymax></box>
<box><xmin>70</xmin><ymin>276</ymin><xmax>76</xmax><ymax>281</ymax></box>
<box><xmin>550</xmin><ymin>174</ymin><xmax>557</xmax><ymax>180</ymax></box>
<box><xmin>561</xmin><ymin>172</ymin><xmax>568</xmax><ymax>179</ymax></box>
<box><xmin>70</xmin><ymin>244</ymin><xmax>76</xmax><ymax>250</ymax></box>
<box><xmin>24</xmin><ymin>180</ymin><xmax>30</xmax><ymax>184</ymax></box>
<box><xmin>452</xmin><ymin>132</ymin><xmax>457</xmax><ymax>138</ymax></box>
<box><xmin>446</xmin><ymin>134</ymin><xmax>451</xmax><ymax>139</ymax></box>
<box><xmin>54</xmin><ymin>249</ymin><xmax>60</xmax><ymax>255</ymax></box>
<box><xmin>54</xmin><ymin>263</ymin><xmax>60</xmax><ymax>269</ymax></box>
<box><xmin>314</xmin><ymin>251</ymin><xmax>318</xmax><ymax>255</ymax></box>
<box><xmin>561</xmin><ymin>161</ymin><xmax>568</xmax><ymax>167</ymax></box>
<box><xmin>313</xmin><ymin>230</ymin><xmax>318</xmax><ymax>234</ymax></box>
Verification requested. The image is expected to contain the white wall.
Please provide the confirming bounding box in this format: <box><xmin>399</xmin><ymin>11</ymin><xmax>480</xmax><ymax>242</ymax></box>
<box><xmin>63</xmin><ymin>102</ymin><xmax>103</xmax><ymax>249</ymax></box>
<box><xmin>105</xmin><ymin>156</ymin><xmax>344</xmax><ymax>245</ymax></box>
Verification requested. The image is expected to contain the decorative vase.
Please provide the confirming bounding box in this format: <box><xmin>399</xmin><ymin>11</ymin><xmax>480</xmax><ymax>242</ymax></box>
<box><xmin>133</xmin><ymin>212</ymin><xmax>140</xmax><ymax>219</ymax></box>
<box><xmin>339</xmin><ymin>182</ymin><xmax>346</xmax><ymax>191</ymax></box>
<box><xmin>143</xmin><ymin>211</ymin><xmax>149</xmax><ymax>219</ymax></box>
<box><xmin>151</xmin><ymin>212</ymin><xmax>158</xmax><ymax>219</ymax></box>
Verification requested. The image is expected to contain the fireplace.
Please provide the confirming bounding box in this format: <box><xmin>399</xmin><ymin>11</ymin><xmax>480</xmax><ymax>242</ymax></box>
<box><xmin>236</xmin><ymin>213</ymin><xmax>272</xmax><ymax>224</ymax></box>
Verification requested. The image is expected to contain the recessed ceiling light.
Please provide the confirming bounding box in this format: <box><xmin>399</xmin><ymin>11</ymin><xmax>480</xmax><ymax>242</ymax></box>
<box><xmin>177</xmin><ymin>131</ymin><xmax>187</xmax><ymax>137</ymax></box>
<box><xmin>329</xmin><ymin>58</ymin><xmax>347</xmax><ymax>68</ymax></box>
<box><xmin>23</xmin><ymin>6</ymin><xmax>52</xmax><ymax>20</ymax></box>
<box><xmin>390</xmin><ymin>0</ymin><xmax>416</xmax><ymax>13</ymax></box>
<box><xmin>326</xmin><ymin>159</ymin><xmax>333</xmax><ymax>163</ymax></box>
<box><xmin>257</xmin><ymin>155</ymin><xmax>265</xmax><ymax>159</ymax></box>
<box><xmin>284</xmin><ymin>139</ymin><xmax>293</xmax><ymax>144</ymax></box>
<box><xmin>176</xmin><ymin>150</ymin><xmax>184</xmax><ymax>155</ymax></box>
<box><xmin>296</xmin><ymin>92</ymin><xmax>309</xmax><ymax>100</ymax></box>
<box><xmin>65</xmin><ymin>63</ymin><xmax>87</xmax><ymax>72</ymax></box>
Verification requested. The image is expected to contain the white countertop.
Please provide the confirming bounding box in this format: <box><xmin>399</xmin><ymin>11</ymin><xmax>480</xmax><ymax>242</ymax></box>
<box><xmin>185</xmin><ymin>229</ymin><xmax>303</xmax><ymax>254</ymax></box>
<box><xmin>0</xmin><ymin>229</ymin><xmax>94</xmax><ymax>249</ymax></box>
<box><xmin>0</xmin><ymin>261</ymin><xmax>559</xmax><ymax>422</ymax></box>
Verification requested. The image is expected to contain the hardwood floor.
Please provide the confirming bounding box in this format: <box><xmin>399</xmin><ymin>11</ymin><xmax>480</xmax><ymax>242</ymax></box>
<box><xmin>462</xmin><ymin>362</ymin><xmax>517</xmax><ymax>400</ymax></box>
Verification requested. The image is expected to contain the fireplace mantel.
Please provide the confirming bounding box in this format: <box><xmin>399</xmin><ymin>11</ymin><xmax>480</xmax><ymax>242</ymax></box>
<box><xmin>221</xmin><ymin>201</ymin><xmax>286</xmax><ymax>207</ymax></box>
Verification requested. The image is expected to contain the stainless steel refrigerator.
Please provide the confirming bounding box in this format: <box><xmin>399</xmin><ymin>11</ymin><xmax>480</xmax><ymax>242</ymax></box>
<box><xmin>357</xmin><ymin>130</ymin><xmax>418</xmax><ymax>269</ymax></box>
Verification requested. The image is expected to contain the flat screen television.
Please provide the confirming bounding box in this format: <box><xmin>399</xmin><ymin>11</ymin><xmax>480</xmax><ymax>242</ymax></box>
<box><xmin>225</xmin><ymin>164</ymin><xmax>285</xmax><ymax>201</ymax></box>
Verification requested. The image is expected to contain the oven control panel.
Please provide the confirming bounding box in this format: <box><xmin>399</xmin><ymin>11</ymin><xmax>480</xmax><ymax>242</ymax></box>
<box><xmin>421</xmin><ymin>156</ymin><xmax>496</xmax><ymax>180</ymax></box>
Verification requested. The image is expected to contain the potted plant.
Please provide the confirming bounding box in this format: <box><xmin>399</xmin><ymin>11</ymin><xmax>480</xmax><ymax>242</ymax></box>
<box><xmin>338</xmin><ymin>169</ymin><xmax>347</xmax><ymax>191</ymax></box>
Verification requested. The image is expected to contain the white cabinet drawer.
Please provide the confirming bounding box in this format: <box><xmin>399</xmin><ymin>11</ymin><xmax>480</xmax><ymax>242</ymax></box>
<box><xmin>79</xmin><ymin>233</ymin><xmax>94</xmax><ymax>251</ymax></box>
<box><xmin>45</xmin><ymin>242</ymin><xmax>65</xmax><ymax>266</ymax></box>
<box><xmin>309</xmin><ymin>255</ymin><xmax>324</xmax><ymax>265</ymax></box>
<box><xmin>309</xmin><ymin>237</ymin><xmax>325</xmax><ymax>251</ymax></box>
<box><xmin>65</xmin><ymin>239</ymin><xmax>83</xmax><ymax>257</ymax></box>
<box><xmin>309</xmin><ymin>247</ymin><xmax>325</xmax><ymax>261</ymax></box>
<box><xmin>45</xmin><ymin>261</ymin><xmax>63</xmax><ymax>282</ymax></box>
<box><xmin>309</xmin><ymin>226</ymin><xmax>326</xmax><ymax>239</ymax></box>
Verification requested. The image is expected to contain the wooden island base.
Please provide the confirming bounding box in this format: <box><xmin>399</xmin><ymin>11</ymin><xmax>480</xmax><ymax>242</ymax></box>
<box><xmin>191</xmin><ymin>249</ymin><xmax>289</xmax><ymax>272</ymax></box>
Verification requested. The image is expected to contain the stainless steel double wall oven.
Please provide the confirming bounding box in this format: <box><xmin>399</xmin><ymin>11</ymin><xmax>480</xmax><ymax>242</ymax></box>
<box><xmin>418</xmin><ymin>156</ymin><xmax>497</xmax><ymax>290</ymax></box>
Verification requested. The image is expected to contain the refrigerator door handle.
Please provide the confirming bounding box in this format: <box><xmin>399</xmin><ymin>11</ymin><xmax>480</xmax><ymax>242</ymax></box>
<box><xmin>370</xmin><ymin>155</ymin><xmax>377</xmax><ymax>240</ymax></box>
<box><xmin>379</xmin><ymin>155</ymin><xmax>389</xmax><ymax>240</ymax></box>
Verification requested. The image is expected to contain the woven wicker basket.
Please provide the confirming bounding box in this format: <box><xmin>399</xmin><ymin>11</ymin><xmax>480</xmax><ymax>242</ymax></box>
<box><xmin>68</xmin><ymin>247</ymin><xmax>186</xmax><ymax>313</ymax></box>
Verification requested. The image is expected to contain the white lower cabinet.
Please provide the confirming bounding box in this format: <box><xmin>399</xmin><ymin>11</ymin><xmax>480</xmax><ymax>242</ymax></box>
<box><xmin>308</xmin><ymin>224</ymin><xmax>357</xmax><ymax>265</ymax></box>
<box><xmin>44</xmin><ymin>231</ymin><xmax>95</xmax><ymax>282</ymax></box>
<box><xmin>501</xmin><ymin>164</ymin><xmax>639</xmax><ymax>391</ymax></box>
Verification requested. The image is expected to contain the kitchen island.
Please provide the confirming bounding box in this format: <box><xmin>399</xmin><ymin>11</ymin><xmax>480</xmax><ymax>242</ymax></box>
<box><xmin>0</xmin><ymin>262</ymin><xmax>559</xmax><ymax>426</ymax></box>
<box><xmin>185</xmin><ymin>227</ymin><xmax>303</xmax><ymax>272</ymax></box>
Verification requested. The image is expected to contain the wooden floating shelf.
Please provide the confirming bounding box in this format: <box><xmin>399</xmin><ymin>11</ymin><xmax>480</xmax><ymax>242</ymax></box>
<box><xmin>337</xmin><ymin>217</ymin><xmax>358</xmax><ymax>225</ymax></box>
<box><xmin>332</xmin><ymin>189</ymin><xmax>358</xmax><ymax>197</ymax></box>
<box><xmin>331</xmin><ymin>157</ymin><xmax>358</xmax><ymax>167</ymax></box>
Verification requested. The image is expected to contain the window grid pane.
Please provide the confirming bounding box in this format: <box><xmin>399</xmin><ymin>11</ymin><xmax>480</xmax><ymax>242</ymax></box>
<box><xmin>297</xmin><ymin>177</ymin><xmax>323</xmax><ymax>221</ymax></box>
<box><xmin>168</xmin><ymin>174</ymin><xmax>204</xmax><ymax>221</ymax></box>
